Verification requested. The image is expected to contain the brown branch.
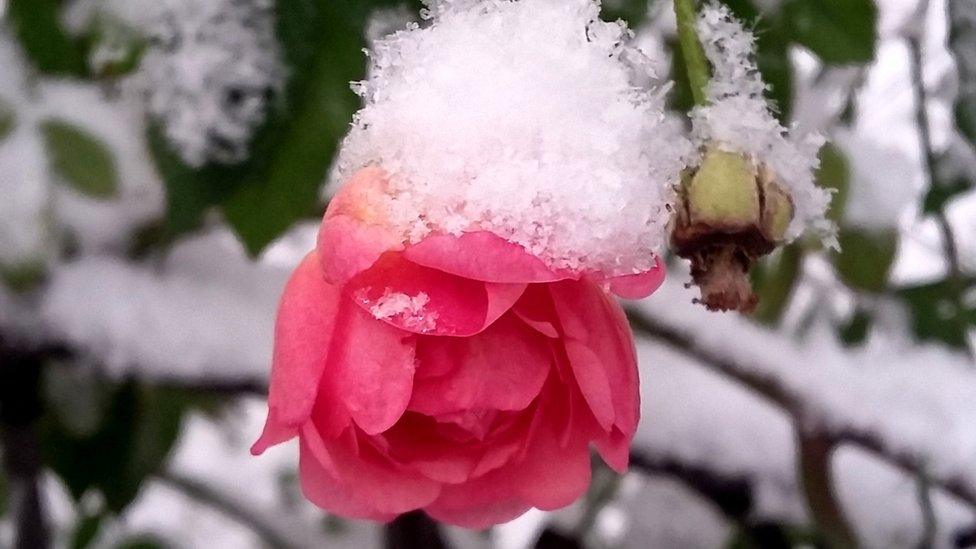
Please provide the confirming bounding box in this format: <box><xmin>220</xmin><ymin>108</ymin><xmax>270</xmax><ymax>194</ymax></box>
<box><xmin>797</xmin><ymin>429</ymin><xmax>858</xmax><ymax>548</ymax></box>
<box><xmin>626</xmin><ymin>307</ymin><xmax>976</xmax><ymax>512</ymax></box>
<box><xmin>155</xmin><ymin>470</ymin><xmax>298</xmax><ymax>549</ymax></box>
<box><xmin>0</xmin><ymin>339</ymin><xmax>51</xmax><ymax>549</ymax></box>
<box><xmin>907</xmin><ymin>19</ymin><xmax>973</xmax><ymax>361</ymax></box>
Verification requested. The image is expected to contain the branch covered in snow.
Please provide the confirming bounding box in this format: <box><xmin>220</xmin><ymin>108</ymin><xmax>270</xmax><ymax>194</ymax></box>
<box><xmin>625</xmin><ymin>303</ymin><xmax>976</xmax><ymax>511</ymax></box>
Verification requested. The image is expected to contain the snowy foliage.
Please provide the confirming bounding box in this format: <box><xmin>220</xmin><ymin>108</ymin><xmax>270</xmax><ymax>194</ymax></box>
<box><xmin>140</xmin><ymin>0</ymin><xmax>285</xmax><ymax>167</ymax></box>
<box><xmin>692</xmin><ymin>2</ymin><xmax>834</xmax><ymax>245</ymax></box>
<box><xmin>336</xmin><ymin>0</ymin><xmax>693</xmax><ymax>276</ymax></box>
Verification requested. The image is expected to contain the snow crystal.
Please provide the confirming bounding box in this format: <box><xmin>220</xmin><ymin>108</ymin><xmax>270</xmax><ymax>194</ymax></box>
<box><xmin>366</xmin><ymin>290</ymin><xmax>437</xmax><ymax>333</ymax></box>
<box><xmin>335</xmin><ymin>0</ymin><xmax>693</xmax><ymax>276</ymax></box>
<box><xmin>692</xmin><ymin>2</ymin><xmax>834</xmax><ymax>245</ymax></box>
<box><xmin>140</xmin><ymin>0</ymin><xmax>285</xmax><ymax>167</ymax></box>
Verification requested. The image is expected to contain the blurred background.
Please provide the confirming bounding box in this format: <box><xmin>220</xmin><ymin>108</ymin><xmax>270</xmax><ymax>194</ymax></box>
<box><xmin>0</xmin><ymin>0</ymin><xmax>974</xmax><ymax>547</ymax></box>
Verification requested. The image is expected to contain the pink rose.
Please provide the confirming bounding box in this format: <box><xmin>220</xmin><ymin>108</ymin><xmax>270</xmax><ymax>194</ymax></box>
<box><xmin>252</xmin><ymin>168</ymin><xmax>664</xmax><ymax>528</ymax></box>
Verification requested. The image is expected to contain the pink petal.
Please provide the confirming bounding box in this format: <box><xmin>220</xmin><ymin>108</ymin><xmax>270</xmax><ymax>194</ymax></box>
<box><xmin>382</xmin><ymin>413</ymin><xmax>481</xmax><ymax>484</ymax></box>
<box><xmin>348</xmin><ymin>253</ymin><xmax>525</xmax><ymax>337</ymax></box>
<box><xmin>604</xmin><ymin>257</ymin><xmax>667</xmax><ymax>300</ymax></box>
<box><xmin>424</xmin><ymin>470</ymin><xmax>531</xmax><ymax>529</ymax></box>
<box><xmin>300</xmin><ymin>424</ymin><xmax>441</xmax><ymax>517</ymax></box>
<box><xmin>563</xmin><ymin>341</ymin><xmax>615</xmax><ymax>431</ymax></box>
<box><xmin>594</xmin><ymin>428</ymin><xmax>631</xmax><ymax>474</ymax></box>
<box><xmin>511</xmin><ymin>284</ymin><xmax>560</xmax><ymax>338</ymax></box>
<box><xmin>408</xmin><ymin>314</ymin><xmax>552</xmax><ymax>416</ymax></box>
<box><xmin>330</xmin><ymin>300</ymin><xmax>417</xmax><ymax>435</ymax></box>
<box><xmin>252</xmin><ymin>251</ymin><xmax>341</xmax><ymax>455</ymax></box>
<box><xmin>317</xmin><ymin>215</ymin><xmax>404</xmax><ymax>286</ymax></box>
<box><xmin>299</xmin><ymin>429</ymin><xmax>395</xmax><ymax>522</ymax></box>
<box><xmin>404</xmin><ymin>231</ymin><xmax>569</xmax><ymax>283</ymax></box>
<box><xmin>317</xmin><ymin>167</ymin><xmax>404</xmax><ymax>286</ymax></box>
<box><xmin>508</xmin><ymin>393</ymin><xmax>592</xmax><ymax>510</ymax></box>
<box><xmin>548</xmin><ymin>280</ymin><xmax>641</xmax><ymax>438</ymax></box>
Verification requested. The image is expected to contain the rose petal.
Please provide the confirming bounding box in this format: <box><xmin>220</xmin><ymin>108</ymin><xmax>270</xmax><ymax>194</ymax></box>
<box><xmin>408</xmin><ymin>314</ymin><xmax>552</xmax><ymax>416</ymax></box>
<box><xmin>605</xmin><ymin>257</ymin><xmax>666</xmax><ymax>300</ymax></box>
<box><xmin>594</xmin><ymin>428</ymin><xmax>631</xmax><ymax>473</ymax></box>
<box><xmin>563</xmin><ymin>340</ymin><xmax>615</xmax><ymax>431</ymax></box>
<box><xmin>317</xmin><ymin>167</ymin><xmax>404</xmax><ymax>286</ymax></box>
<box><xmin>548</xmin><ymin>280</ymin><xmax>640</xmax><ymax>437</ymax></box>
<box><xmin>252</xmin><ymin>251</ymin><xmax>341</xmax><ymax>455</ymax></box>
<box><xmin>330</xmin><ymin>301</ymin><xmax>417</xmax><ymax>435</ymax></box>
<box><xmin>511</xmin><ymin>284</ymin><xmax>560</xmax><ymax>338</ymax></box>
<box><xmin>508</xmin><ymin>390</ymin><xmax>592</xmax><ymax>510</ymax></box>
<box><xmin>349</xmin><ymin>253</ymin><xmax>525</xmax><ymax>336</ymax></box>
<box><xmin>299</xmin><ymin>429</ymin><xmax>395</xmax><ymax>522</ymax></box>
<box><xmin>301</xmin><ymin>424</ymin><xmax>441</xmax><ymax>516</ymax></box>
<box><xmin>404</xmin><ymin>231</ymin><xmax>569</xmax><ymax>283</ymax></box>
<box><xmin>424</xmin><ymin>470</ymin><xmax>532</xmax><ymax>529</ymax></box>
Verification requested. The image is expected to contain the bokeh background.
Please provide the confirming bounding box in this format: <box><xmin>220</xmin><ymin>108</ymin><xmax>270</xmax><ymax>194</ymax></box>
<box><xmin>1</xmin><ymin>0</ymin><xmax>975</xmax><ymax>547</ymax></box>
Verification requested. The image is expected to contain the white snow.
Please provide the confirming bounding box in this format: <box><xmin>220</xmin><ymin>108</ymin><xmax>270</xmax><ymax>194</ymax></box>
<box><xmin>691</xmin><ymin>2</ymin><xmax>834</xmax><ymax>245</ymax></box>
<box><xmin>139</xmin><ymin>0</ymin><xmax>285</xmax><ymax>167</ymax></box>
<box><xmin>335</xmin><ymin>0</ymin><xmax>692</xmax><ymax>277</ymax></box>
<box><xmin>34</xmin><ymin>225</ymin><xmax>316</xmax><ymax>381</ymax></box>
<box><xmin>367</xmin><ymin>290</ymin><xmax>437</xmax><ymax>333</ymax></box>
<box><xmin>638</xmin><ymin>274</ymin><xmax>976</xmax><ymax>509</ymax></box>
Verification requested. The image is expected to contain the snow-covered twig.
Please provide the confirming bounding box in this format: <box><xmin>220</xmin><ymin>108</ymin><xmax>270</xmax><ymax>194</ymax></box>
<box><xmin>155</xmin><ymin>470</ymin><xmax>299</xmax><ymax>549</ymax></box>
<box><xmin>625</xmin><ymin>306</ymin><xmax>976</xmax><ymax>512</ymax></box>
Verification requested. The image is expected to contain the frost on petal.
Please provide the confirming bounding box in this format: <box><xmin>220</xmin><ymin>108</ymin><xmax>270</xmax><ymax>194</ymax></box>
<box><xmin>692</xmin><ymin>2</ymin><xmax>835</xmax><ymax>246</ymax></box>
<box><xmin>140</xmin><ymin>0</ymin><xmax>285</xmax><ymax>167</ymax></box>
<box><xmin>333</xmin><ymin>0</ymin><xmax>692</xmax><ymax>278</ymax></box>
<box><xmin>368</xmin><ymin>290</ymin><xmax>438</xmax><ymax>333</ymax></box>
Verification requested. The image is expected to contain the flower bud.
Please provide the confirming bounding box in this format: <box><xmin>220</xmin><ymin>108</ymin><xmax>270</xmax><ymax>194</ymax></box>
<box><xmin>670</xmin><ymin>146</ymin><xmax>795</xmax><ymax>312</ymax></box>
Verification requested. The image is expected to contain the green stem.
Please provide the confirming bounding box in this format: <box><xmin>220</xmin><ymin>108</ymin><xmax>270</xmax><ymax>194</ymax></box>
<box><xmin>673</xmin><ymin>0</ymin><xmax>711</xmax><ymax>106</ymax></box>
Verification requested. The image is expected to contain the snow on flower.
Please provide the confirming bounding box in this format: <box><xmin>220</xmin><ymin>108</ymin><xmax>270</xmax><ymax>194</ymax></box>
<box><xmin>335</xmin><ymin>0</ymin><xmax>693</xmax><ymax>277</ymax></box>
<box><xmin>365</xmin><ymin>289</ymin><xmax>438</xmax><ymax>333</ymax></box>
<box><xmin>140</xmin><ymin>0</ymin><xmax>285</xmax><ymax>167</ymax></box>
<box><xmin>692</xmin><ymin>1</ymin><xmax>835</xmax><ymax>245</ymax></box>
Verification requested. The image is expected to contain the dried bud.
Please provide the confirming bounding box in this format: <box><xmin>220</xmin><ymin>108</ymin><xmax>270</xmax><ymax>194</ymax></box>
<box><xmin>670</xmin><ymin>146</ymin><xmax>795</xmax><ymax>312</ymax></box>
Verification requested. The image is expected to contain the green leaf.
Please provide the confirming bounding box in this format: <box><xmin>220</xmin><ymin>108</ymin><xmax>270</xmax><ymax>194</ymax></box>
<box><xmin>7</xmin><ymin>0</ymin><xmax>89</xmax><ymax>76</ymax></box>
<box><xmin>83</xmin><ymin>15</ymin><xmax>147</xmax><ymax>79</ymax></box>
<box><xmin>815</xmin><ymin>143</ymin><xmax>850</xmax><ymax>224</ymax></box>
<box><xmin>833</xmin><ymin>228</ymin><xmax>898</xmax><ymax>293</ymax></box>
<box><xmin>0</xmin><ymin>101</ymin><xmax>15</xmax><ymax>141</ymax></box>
<box><xmin>153</xmin><ymin>1</ymin><xmax>421</xmax><ymax>254</ymax></box>
<box><xmin>41</xmin><ymin>120</ymin><xmax>119</xmax><ymax>200</ymax></box>
<box><xmin>602</xmin><ymin>0</ymin><xmax>655</xmax><ymax>27</ymax></box>
<box><xmin>752</xmin><ymin>244</ymin><xmax>804</xmax><ymax>325</ymax></box>
<box><xmin>898</xmin><ymin>278</ymin><xmax>976</xmax><ymax>350</ymax></box>
<box><xmin>838</xmin><ymin>308</ymin><xmax>872</xmax><ymax>346</ymax></box>
<box><xmin>1</xmin><ymin>260</ymin><xmax>48</xmax><ymax>294</ymax></box>
<box><xmin>71</xmin><ymin>512</ymin><xmax>105</xmax><ymax>549</ymax></box>
<box><xmin>783</xmin><ymin>0</ymin><xmax>878</xmax><ymax>64</ymax></box>
<box><xmin>42</xmin><ymin>380</ymin><xmax>190</xmax><ymax>513</ymax></box>
<box><xmin>221</xmin><ymin>0</ymin><xmax>392</xmax><ymax>255</ymax></box>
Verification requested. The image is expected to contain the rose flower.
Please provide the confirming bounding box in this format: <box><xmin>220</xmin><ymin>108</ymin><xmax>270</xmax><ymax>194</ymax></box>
<box><xmin>251</xmin><ymin>168</ymin><xmax>665</xmax><ymax>527</ymax></box>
